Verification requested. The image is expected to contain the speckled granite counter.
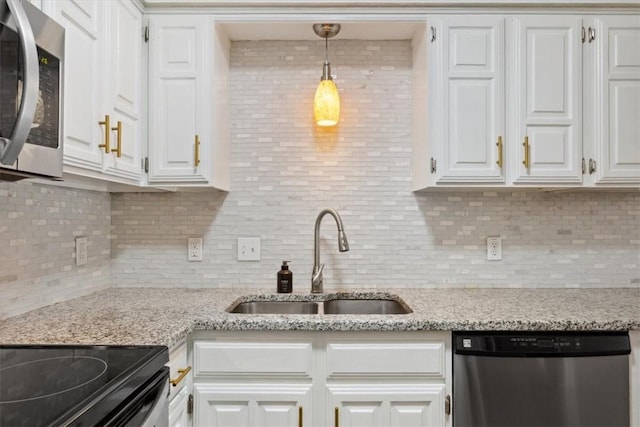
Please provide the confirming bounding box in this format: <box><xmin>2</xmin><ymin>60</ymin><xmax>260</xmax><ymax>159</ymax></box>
<box><xmin>0</xmin><ymin>288</ymin><xmax>638</xmax><ymax>349</ymax></box>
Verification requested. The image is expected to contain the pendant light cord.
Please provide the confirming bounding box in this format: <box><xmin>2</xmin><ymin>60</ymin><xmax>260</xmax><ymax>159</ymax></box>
<box><xmin>324</xmin><ymin>36</ymin><xmax>329</xmax><ymax>63</ymax></box>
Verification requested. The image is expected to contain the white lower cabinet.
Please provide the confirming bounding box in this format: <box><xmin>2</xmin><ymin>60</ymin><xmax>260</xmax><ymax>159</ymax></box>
<box><xmin>328</xmin><ymin>384</ymin><xmax>446</xmax><ymax>427</ymax></box>
<box><xmin>169</xmin><ymin>386</ymin><xmax>192</xmax><ymax>427</ymax></box>
<box><xmin>168</xmin><ymin>339</ymin><xmax>193</xmax><ymax>427</ymax></box>
<box><xmin>190</xmin><ymin>331</ymin><xmax>452</xmax><ymax>427</ymax></box>
<box><xmin>194</xmin><ymin>384</ymin><xmax>312</xmax><ymax>427</ymax></box>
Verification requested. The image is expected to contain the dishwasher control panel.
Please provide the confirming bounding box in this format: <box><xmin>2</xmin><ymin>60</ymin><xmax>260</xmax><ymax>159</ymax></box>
<box><xmin>454</xmin><ymin>331</ymin><xmax>630</xmax><ymax>357</ymax></box>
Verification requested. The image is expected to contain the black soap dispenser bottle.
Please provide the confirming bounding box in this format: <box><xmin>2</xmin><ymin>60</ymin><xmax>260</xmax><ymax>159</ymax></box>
<box><xmin>277</xmin><ymin>261</ymin><xmax>292</xmax><ymax>293</ymax></box>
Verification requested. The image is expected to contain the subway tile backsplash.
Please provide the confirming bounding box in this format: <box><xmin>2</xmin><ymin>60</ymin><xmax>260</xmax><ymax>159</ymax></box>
<box><xmin>0</xmin><ymin>181</ymin><xmax>111</xmax><ymax>319</ymax></box>
<box><xmin>1</xmin><ymin>40</ymin><xmax>638</xmax><ymax>319</ymax></box>
<box><xmin>110</xmin><ymin>189</ymin><xmax>640</xmax><ymax>289</ymax></box>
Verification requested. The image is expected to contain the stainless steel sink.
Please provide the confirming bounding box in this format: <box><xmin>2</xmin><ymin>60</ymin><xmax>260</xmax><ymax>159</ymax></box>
<box><xmin>228</xmin><ymin>296</ymin><xmax>411</xmax><ymax>315</ymax></box>
<box><xmin>228</xmin><ymin>301</ymin><xmax>319</xmax><ymax>314</ymax></box>
<box><xmin>323</xmin><ymin>299</ymin><xmax>411</xmax><ymax>315</ymax></box>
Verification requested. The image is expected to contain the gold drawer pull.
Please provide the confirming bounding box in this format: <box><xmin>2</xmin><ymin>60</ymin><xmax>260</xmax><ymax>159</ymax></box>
<box><xmin>169</xmin><ymin>366</ymin><xmax>192</xmax><ymax>387</ymax></box>
<box><xmin>522</xmin><ymin>136</ymin><xmax>530</xmax><ymax>170</ymax></box>
<box><xmin>98</xmin><ymin>114</ymin><xmax>110</xmax><ymax>153</ymax></box>
<box><xmin>194</xmin><ymin>135</ymin><xmax>201</xmax><ymax>167</ymax></box>
<box><xmin>111</xmin><ymin>121</ymin><xmax>122</xmax><ymax>158</ymax></box>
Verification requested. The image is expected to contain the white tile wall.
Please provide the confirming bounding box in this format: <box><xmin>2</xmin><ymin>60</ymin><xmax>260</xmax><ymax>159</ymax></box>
<box><xmin>110</xmin><ymin>40</ymin><xmax>640</xmax><ymax>290</ymax></box>
<box><xmin>0</xmin><ymin>181</ymin><xmax>111</xmax><ymax>319</ymax></box>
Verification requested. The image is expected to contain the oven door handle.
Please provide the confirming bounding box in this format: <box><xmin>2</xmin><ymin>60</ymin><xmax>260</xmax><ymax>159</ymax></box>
<box><xmin>0</xmin><ymin>0</ymin><xmax>39</xmax><ymax>166</ymax></box>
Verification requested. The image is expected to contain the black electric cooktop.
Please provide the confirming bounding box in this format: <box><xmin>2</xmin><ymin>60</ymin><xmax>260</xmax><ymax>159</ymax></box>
<box><xmin>0</xmin><ymin>345</ymin><xmax>168</xmax><ymax>426</ymax></box>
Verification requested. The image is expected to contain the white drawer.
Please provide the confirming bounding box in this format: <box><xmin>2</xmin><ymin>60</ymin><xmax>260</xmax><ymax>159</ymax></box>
<box><xmin>167</xmin><ymin>339</ymin><xmax>191</xmax><ymax>399</ymax></box>
<box><xmin>193</xmin><ymin>340</ymin><xmax>313</xmax><ymax>378</ymax></box>
<box><xmin>326</xmin><ymin>341</ymin><xmax>445</xmax><ymax>378</ymax></box>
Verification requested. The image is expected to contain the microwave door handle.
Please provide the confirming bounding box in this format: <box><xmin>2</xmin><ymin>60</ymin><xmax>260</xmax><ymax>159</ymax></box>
<box><xmin>0</xmin><ymin>0</ymin><xmax>39</xmax><ymax>166</ymax></box>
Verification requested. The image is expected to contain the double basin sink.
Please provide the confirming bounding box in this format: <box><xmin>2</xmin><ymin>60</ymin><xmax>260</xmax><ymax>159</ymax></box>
<box><xmin>228</xmin><ymin>295</ymin><xmax>412</xmax><ymax>315</ymax></box>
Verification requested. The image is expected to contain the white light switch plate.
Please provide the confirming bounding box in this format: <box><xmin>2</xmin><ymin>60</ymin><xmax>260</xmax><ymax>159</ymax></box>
<box><xmin>237</xmin><ymin>237</ymin><xmax>260</xmax><ymax>261</ymax></box>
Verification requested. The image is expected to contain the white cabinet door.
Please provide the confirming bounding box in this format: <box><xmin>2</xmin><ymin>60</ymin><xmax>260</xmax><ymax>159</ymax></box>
<box><xmin>169</xmin><ymin>386</ymin><xmax>191</xmax><ymax>427</ymax></box>
<box><xmin>148</xmin><ymin>15</ymin><xmax>211</xmax><ymax>183</ymax></box>
<box><xmin>430</xmin><ymin>16</ymin><xmax>506</xmax><ymax>185</ymax></box>
<box><xmin>587</xmin><ymin>16</ymin><xmax>640</xmax><ymax>185</ymax></box>
<box><xmin>54</xmin><ymin>0</ymin><xmax>105</xmax><ymax>172</ymax></box>
<box><xmin>102</xmin><ymin>0</ymin><xmax>143</xmax><ymax>181</ymax></box>
<box><xmin>328</xmin><ymin>384</ymin><xmax>446</xmax><ymax>427</ymax></box>
<box><xmin>194</xmin><ymin>384</ymin><xmax>312</xmax><ymax>427</ymax></box>
<box><xmin>55</xmin><ymin>0</ymin><xmax>143</xmax><ymax>185</ymax></box>
<box><xmin>509</xmin><ymin>16</ymin><xmax>583</xmax><ymax>185</ymax></box>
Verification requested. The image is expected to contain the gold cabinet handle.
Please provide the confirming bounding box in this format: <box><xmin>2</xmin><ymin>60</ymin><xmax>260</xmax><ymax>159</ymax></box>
<box><xmin>169</xmin><ymin>366</ymin><xmax>192</xmax><ymax>387</ymax></box>
<box><xmin>522</xmin><ymin>136</ymin><xmax>530</xmax><ymax>170</ymax></box>
<box><xmin>111</xmin><ymin>121</ymin><xmax>122</xmax><ymax>158</ymax></box>
<box><xmin>98</xmin><ymin>114</ymin><xmax>110</xmax><ymax>153</ymax></box>
<box><xmin>194</xmin><ymin>135</ymin><xmax>201</xmax><ymax>167</ymax></box>
<box><xmin>496</xmin><ymin>136</ymin><xmax>503</xmax><ymax>168</ymax></box>
<box><xmin>334</xmin><ymin>407</ymin><xmax>339</xmax><ymax>427</ymax></box>
<box><xmin>298</xmin><ymin>406</ymin><xmax>303</xmax><ymax>427</ymax></box>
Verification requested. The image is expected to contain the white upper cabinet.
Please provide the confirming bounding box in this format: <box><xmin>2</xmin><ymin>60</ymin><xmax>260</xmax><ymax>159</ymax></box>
<box><xmin>102</xmin><ymin>0</ymin><xmax>143</xmax><ymax>182</ymax></box>
<box><xmin>509</xmin><ymin>16</ymin><xmax>583</xmax><ymax>185</ymax></box>
<box><xmin>416</xmin><ymin>12</ymin><xmax>639</xmax><ymax>189</ymax></box>
<box><xmin>54</xmin><ymin>0</ymin><xmax>143</xmax><ymax>184</ymax></box>
<box><xmin>147</xmin><ymin>15</ymin><xmax>230</xmax><ymax>189</ymax></box>
<box><xmin>53</xmin><ymin>0</ymin><xmax>105</xmax><ymax>172</ymax></box>
<box><xmin>584</xmin><ymin>15</ymin><xmax>640</xmax><ymax>185</ymax></box>
<box><xmin>427</xmin><ymin>16</ymin><xmax>506</xmax><ymax>185</ymax></box>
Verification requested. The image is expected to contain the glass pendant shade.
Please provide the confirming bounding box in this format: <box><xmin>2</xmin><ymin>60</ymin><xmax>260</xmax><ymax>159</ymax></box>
<box><xmin>314</xmin><ymin>79</ymin><xmax>340</xmax><ymax>127</ymax></box>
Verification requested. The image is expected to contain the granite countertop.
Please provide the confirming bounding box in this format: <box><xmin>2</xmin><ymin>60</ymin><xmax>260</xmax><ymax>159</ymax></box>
<box><xmin>0</xmin><ymin>287</ymin><xmax>638</xmax><ymax>349</ymax></box>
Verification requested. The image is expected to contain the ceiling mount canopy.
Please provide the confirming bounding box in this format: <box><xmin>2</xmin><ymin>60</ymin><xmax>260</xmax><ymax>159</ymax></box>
<box><xmin>312</xmin><ymin>23</ymin><xmax>341</xmax><ymax>39</ymax></box>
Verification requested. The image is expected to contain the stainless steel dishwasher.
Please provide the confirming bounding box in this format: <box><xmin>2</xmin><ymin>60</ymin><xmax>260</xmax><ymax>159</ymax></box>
<box><xmin>453</xmin><ymin>331</ymin><xmax>631</xmax><ymax>427</ymax></box>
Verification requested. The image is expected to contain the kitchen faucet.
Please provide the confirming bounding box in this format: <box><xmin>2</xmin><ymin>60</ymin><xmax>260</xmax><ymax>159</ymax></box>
<box><xmin>311</xmin><ymin>208</ymin><xmax>349</xmax><ymax>293</ymax></box>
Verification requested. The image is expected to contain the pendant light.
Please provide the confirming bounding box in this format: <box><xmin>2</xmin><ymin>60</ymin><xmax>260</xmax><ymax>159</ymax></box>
<box><xmin>313</xmin><ymin>23</ymin><xmax>341</xmax><ymax>127</ymax></box>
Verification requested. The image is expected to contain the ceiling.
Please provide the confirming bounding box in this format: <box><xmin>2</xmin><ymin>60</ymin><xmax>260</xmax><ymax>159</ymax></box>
<box><xmin>219</xmin><ymin>21</ymin><xmax>424</xmax><ymax>41</ymax></box>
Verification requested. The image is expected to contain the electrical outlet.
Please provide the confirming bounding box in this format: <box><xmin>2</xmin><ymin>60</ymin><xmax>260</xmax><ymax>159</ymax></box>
<box><xmin>487</xmin><ymin>236</ymin><xmax>502</xmax><ymax>261</ymax></box>
<box><xmin>188</xmin><ymin>237</ymin><xmax>203</xmax><ymax>262</ymax></box>
<box><xmin>237</xmin><ymin>237</ymin><xmax>260</xmax><ymax>261</ymax></box>
<box><xmin>75</xmin><ymin>237</ymin><xmax>88</xmax><ymax>266</ymax></box>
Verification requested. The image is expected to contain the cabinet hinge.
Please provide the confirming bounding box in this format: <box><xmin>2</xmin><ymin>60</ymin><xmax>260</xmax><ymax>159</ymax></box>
<box><xmin>144</xmin><ymin>26</ymin><xmax>149</xmax><ymax>43</ymax></box>
<box><xmin>144</xmin><ymin>157</ymin><xmax>149</xmax><ymax>173</ymax></box>
<box><xmin>430</xmin><ymin>157</ymin><xmax>437</xmax><ymax>174</ymax></box>
<box><xmin>187</xmin><ymin>393</ymin><xmax>194</xmax><ymax>415</ymax></box>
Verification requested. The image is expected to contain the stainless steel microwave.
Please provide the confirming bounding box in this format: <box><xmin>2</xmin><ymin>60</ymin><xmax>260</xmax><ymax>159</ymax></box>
<box><xmin>0</xmin><ymin>0</ymin><xmax>64</xmax><ymax>181</ymax></box>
